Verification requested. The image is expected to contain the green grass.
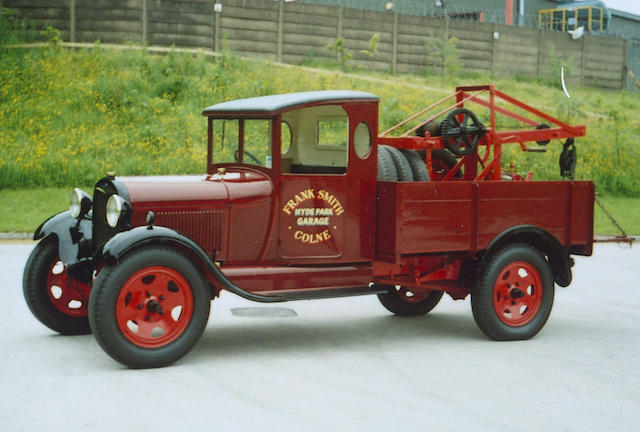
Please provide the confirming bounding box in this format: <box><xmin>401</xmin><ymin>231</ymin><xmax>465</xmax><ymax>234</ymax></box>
<box><xmin>593</xmin><ymin>195</ymin><xmax>640</xmax><ymax>236</ymax></box>
<box><xmin>1</xmin><ymin>188</ymin><xmax>637</xmax><ymax>236</ymax></box>
<box><xmin>1</xmin><ymin>44</ymin><xmax>639</xmax><ymax>195</ymax></box>
<box><xmin>0</xmin><ymin>187</ymin><xmax>86</xmax><ymax>233</ymax></box>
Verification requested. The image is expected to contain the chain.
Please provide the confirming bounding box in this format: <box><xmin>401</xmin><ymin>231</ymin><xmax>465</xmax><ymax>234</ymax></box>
<box><xmin>595</xmin><ymin>197</ymin><xmax>628</xmax><ymax>238</ymax></box>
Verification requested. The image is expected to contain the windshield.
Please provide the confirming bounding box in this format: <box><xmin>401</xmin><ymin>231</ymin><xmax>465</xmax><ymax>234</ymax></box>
<box><xmin>210</xmin><ymin>119</ymin><xmax>272</xmax><ymax>168</ymax></box>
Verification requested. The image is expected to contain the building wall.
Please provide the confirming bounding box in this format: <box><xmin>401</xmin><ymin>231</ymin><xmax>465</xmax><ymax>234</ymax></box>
<box><xmin>610</xmin><ymin>10</ymin><xmax>640</xmax><ymax>41</ymax></box>
<box><xmin>5</xmin><ymin>0</ymin><xmax>629</xmax><ymax>90</ymax></box>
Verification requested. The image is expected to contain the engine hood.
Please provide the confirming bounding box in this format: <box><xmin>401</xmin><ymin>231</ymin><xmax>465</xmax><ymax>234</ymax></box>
<box><xmin>118</xmin><ymin>169</ymin><xmax>273</xmax><ymax>207</ymax></box>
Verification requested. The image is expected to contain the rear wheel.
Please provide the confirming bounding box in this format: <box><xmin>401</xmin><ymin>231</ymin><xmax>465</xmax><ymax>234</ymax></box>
<box><xmin>472</xmin><ymin>244</ymin><xmax>554</xmax><ymax>340</ymax></box>
<box><xmin>23</xmin><ymin>237</ymin><xmax>91</xmax><ymax>335</ymax></box>
<box><xmin>89</xmin><ymin>247</ymin><xmax>210</xmax><ymax>368</ymax></box>
<box><xmin>377</xmin><ymin>285</ymin><xmax>444</xmax><ymax>316</ymax></box>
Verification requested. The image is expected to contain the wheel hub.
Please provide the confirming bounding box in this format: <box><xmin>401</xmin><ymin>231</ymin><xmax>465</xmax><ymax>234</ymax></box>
<box><xmin>146</xmin><ymin>299</ymin><xmax>163</xmax><ymax>315</ymax></box>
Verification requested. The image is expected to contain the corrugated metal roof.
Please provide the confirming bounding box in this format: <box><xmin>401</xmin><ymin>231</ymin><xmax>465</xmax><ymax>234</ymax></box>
<box><xmin>202</xmin><ymin>90</ymin><xmax>378</xmax><ymax>116</ymax></box>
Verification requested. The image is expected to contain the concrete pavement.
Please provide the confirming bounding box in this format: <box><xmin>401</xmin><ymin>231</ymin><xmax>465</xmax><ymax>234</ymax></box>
<box><xmin>1</xmin><ymin>242</ymin><xmax>638</xmax><ymax>431</ymax></box>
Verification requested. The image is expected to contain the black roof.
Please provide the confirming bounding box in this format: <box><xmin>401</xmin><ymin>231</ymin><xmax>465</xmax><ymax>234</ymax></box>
<box><xmin>202</xmin><ymin>90</ymin><xmax>378</xmax><ymax>116</ymax></box>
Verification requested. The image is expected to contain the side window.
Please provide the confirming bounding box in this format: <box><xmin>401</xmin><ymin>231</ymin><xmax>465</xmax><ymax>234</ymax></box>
<box><xmin>354</xmin><ymin>122</ymin><xmax>372</xmax><ymax>159</ymax></box>
<box><xmin>281</xmin><ymin>121</ymin><xmax>292</xmax><ymax>155</ymax></box>
<box><xmin>281</xmin><ymin>120</ymin><xmax>293</xmax><ymax>173</ymax></box>
<box><xmin>211</xmin><ymin>119</ymin><xmax>239</xmax><ymax>164</ymax></box>
<box><xmin>317</xmin><ymin>119</ymin><xmax>348</xmax><ymax>148</ymax></box>
<box><xmin>243</xmin><ymin>119</ymin><xmax>272</xmax><ymax>168</ymax></box>
<box><xmin>282</xmin><ymin>105</ymin><xmax>348</xmax><ymax>175</ymax></box>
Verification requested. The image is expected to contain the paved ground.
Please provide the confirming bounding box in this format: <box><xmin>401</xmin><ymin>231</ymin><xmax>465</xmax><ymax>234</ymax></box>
<box><xmin>1</xmin><ymin>241</ymin><xmax>638</xmax><ymax>431</ymax></box>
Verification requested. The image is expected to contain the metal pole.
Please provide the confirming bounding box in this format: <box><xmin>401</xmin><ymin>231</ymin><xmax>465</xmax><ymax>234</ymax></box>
<box><xmin>518</xmin><ymin>0</ymin><xmax>525</xmax><ymax>27</ymax></box>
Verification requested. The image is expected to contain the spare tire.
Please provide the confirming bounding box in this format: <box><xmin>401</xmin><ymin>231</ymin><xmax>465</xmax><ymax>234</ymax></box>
<box><xmin>400</xmin><ymin>149</ymin><xmax>430</xmax><ymax>181</ymax></box>
<box><xmin>377</xmin><ymin>145</ymin><xmax>398</xmax><ymax>181</ymax></box>
<box><xmin>417</xmin><ymin>149</ymin><xmax>463</xmax><ymax>181</ymax></box>
<box><xmin>382</xmin><ymin>145</ymin><xmax>413</xmax><ymax>181</ymax></box>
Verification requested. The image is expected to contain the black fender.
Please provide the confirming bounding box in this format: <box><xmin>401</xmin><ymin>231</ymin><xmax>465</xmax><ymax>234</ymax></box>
<box><xmin>484</xmin><ymin>225</ymin><xmax>573</xmax><ymax>287</ymax></box>
<box><xmin>100</xmin><ymin>226</ymin><xmax>286</xmax><ymax>303</ymax></box>
<box><xmin>33</xmin><ymin>211</ymin><xmax>94</xmax><ymax>276</ymax></box>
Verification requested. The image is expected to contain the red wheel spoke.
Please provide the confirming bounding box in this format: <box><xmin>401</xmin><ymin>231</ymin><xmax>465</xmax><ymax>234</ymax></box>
<box><xmin>118</xmin><ymin>303</ymin><xmax>142</xmax><ymax>324</ymax></box>
<box><xmin>161</xmin><ymin>291</ymin><xmax>186</xmax><ymax>314</ymax></box>
<box><xmin>55</xmin><ymin>286</ymin><xmax>78</xmax><ymax>307</ymax></box>
<box><xmin>134</xmin><ymin>319</ymin><xmax>156</xmax><ymax>340</ymax></box>
<box><xmin>518</xmin><ymin>274</ymin><xmax>536</xmax><ymax>291</ymax></box>
<box><xmin>519</xmin><ymin>293</ymin><xmax>537</xmax><ymax>310</ymax></box>
<box><xmin>48</xmin><ymin>271</ymin><xmax>65</xmax><ymax>288</ymax></box>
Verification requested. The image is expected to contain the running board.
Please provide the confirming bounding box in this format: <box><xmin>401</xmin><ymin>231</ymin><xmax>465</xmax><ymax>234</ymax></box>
<box><xmin>261</xmin><ymin>285</ymin><xmax>390</xmax><ymax>302</ymax></box>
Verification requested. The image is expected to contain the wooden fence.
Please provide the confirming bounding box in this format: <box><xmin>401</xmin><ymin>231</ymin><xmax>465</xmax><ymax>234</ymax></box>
<box><xmin>5</xmin><ymin>0</ymin><xmax>629</xmax><ymax>90</ymax></box>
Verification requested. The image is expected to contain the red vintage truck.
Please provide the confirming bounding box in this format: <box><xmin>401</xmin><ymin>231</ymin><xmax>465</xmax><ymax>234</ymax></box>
<box><xmin>23</xmin><ymin>85</ymin><xmax>593</xmax><ymax>368</ymax></box>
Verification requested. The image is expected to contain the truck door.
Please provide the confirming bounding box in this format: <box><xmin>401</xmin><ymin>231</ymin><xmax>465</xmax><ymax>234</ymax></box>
<box><xmin>277</xmin><ymin>103</ymin><xmax>377</xmax><ymax>262</ymax></box>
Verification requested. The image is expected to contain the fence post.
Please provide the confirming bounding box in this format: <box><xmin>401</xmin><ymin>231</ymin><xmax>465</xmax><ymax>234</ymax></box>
<box><xmin>442</xmin><ymin>17</ymin><xmax>449</xmax><ymax>76</ymax></box>
<box><xmin>491</xmin><ymin>22</ymin><xmax>498</xmax><ymax>76</ymax></box>
<box><xmin>391</xmin><ymin>11</ymin><xmax>398</xmax><ymax>74</ymax></box>
<box><xmin>580</xmin><ymin>35</ymin><xmax>586</xmax><ymax>87</ymax></box>
<box><xmin>277</xmin><ymin>0</ymin><xmax>284</xmax><ymax>62</ymax></box>
<box><xmin>214</xmin><ymin>3</ymin><xmax>221</xmax><ymax>53</ymax></box>
<box><xmin>335</xmin><ymin>4</ymin><xmax>343</xmax><ymax>62</ymax></box>
<box><xmin>70</xmin><ymin>0</ymin><xmax>76</xmax><ymax>43</ymax></box>
<box><xmin>622</xmin><ymin>38</ymin><xmax>630</xmax><ymax>90</ymax></box>
<box><xmin>142</xmin><ymin>0</ymin><xmax>148</xmax><ymax>45</ymax></box>
<box><xmin>536</xmin><ymin>28</ymin><xmax>544</xmax><ymax>77</ymax></box>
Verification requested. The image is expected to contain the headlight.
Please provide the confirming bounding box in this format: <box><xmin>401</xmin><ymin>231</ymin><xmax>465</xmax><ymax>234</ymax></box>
<box><xmin>69</xmin><ymin>188</ymin><xmax>92</xmax><ymax>219</ymax></box>
<box><xmin>106</xmin><ymin>194</ymin><xmax>129</xmax><ymax>228</ymax></box>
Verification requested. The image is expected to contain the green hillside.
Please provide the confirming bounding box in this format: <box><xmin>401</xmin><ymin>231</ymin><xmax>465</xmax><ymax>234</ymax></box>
<box><xmin>2</xmin><ymin>42</ymin><xmax>639</xmax><ymax>196</ymax></box>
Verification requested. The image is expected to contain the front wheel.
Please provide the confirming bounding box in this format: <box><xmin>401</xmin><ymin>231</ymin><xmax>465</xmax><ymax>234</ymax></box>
<box><xmin>377</xmin><ymin>285</ymin><xmax>444</xmax><ymax>316</ymax></box>
<box><xmin>89</xmin><ymin>247</ymin><xmax>211</xmax><ymax>368</ymax></box>
<box><xmin>471</xmin><ymin>244</ymin><xmax>554</xmax><ymax>341</ymax></box>
<box><xmin>23</xmin><ymin>237</ymin><xmax>92</xmax><ymax>335</ymax></box>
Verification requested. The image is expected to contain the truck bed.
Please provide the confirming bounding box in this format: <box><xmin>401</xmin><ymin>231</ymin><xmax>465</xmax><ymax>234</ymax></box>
<box><xmin>375</xmin><ymin>180</ymin><xmax>594</xmax><ymax>263</ymax></box>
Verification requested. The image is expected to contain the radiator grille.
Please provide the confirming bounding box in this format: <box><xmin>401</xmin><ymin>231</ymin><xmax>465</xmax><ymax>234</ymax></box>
<box><xmin>155</xmin><ymin>209</ymin><xmax>225</xmax><ymax>254</ymax></box>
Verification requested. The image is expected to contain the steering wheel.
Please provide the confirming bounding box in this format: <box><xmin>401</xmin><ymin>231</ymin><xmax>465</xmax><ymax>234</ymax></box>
<box><xmin>234</xmin><ymin>149</ymin><xmax>262</xmax><ymax>165</ymax></box>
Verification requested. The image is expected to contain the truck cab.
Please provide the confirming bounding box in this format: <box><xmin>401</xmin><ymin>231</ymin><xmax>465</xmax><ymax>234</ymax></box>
<box><xmin>200</xmin><ymin>91</ymin><xmax>379</xmax><ymax>293</ymax></box>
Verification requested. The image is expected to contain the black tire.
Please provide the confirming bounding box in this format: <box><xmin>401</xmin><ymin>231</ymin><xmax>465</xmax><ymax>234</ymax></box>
<box><xmin>22</xmin><ymin>237</ymin><xmax>92</xmax><ymax>335</ymax></box>
<box><xmin>377</xmin><ymin>145</ymin><xmax>398</xmax><ymax>181</ymax></box>
<box><xmin>383</xmin><ymin>145</ymin><xmax>413</xmax><ymax>181</ymax></box>
<box><xmin>400</xmin><ymin>149</ymin><xmax>430</xmax><ymax>181</ymax></box>
<box><xmin>89</xmin><ymin>246</ymin><xmax>211</xmax><ymax>368</ymax></box>
<box><xmin>471</xmin><ymin>244</ymin><xmax>555</xmax><ymax>341</ymax></box>
<box><xmin>377</xmin><ymin>285</ymin><xmax>444</xmax><ymax>316</ymax></box>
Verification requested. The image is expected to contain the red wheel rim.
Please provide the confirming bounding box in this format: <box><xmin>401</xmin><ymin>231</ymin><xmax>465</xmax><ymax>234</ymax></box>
<box><xmin>116</xmin><ymin>266</ymin><xmax>194</xmax><ymax>348</ymax></box>
<box><xmin>396</xmin><ymin>286</ymin><xmax>430</xmax><ymax>303</ymax></box>
<box><xmin>46</xmin><ymin>258</ymin><xmax>90</xmax><ymax>317</ymax></box>
<box><xmin>493</xmin><ymin>261</ymin><xmax>543</xmax><ymax>326</ymax></box>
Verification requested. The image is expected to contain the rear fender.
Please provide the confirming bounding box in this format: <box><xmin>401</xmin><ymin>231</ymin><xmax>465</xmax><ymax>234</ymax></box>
<box><xmin>100</xmin><ymin>226</ymin><xmax>285</xmax><ymax>303</ymax></box>
<box><xmin>484</xmin><ymin>225</ymin><xmax>573</xmax><ymax>287</ymax></box>
<box><xmin>33</xmin><ymin>211</ymin><xmax>93</xmax><ymax>274</ymax></box>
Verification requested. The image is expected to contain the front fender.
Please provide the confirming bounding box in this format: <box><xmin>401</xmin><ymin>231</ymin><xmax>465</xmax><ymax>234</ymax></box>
<box><xmin>34</xmin><ymin>211</ymin><xmax>93</xmax><ymax>273</ymax></box>
<box><xmin>100</xmin><ymin>226</ymin><xmax>211</xmax><ymax>264</ymax></box>
<box><xmin>100</xmin><ymin>226</ymin><xmax>285</xmax><ymax>303</ymax></box>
